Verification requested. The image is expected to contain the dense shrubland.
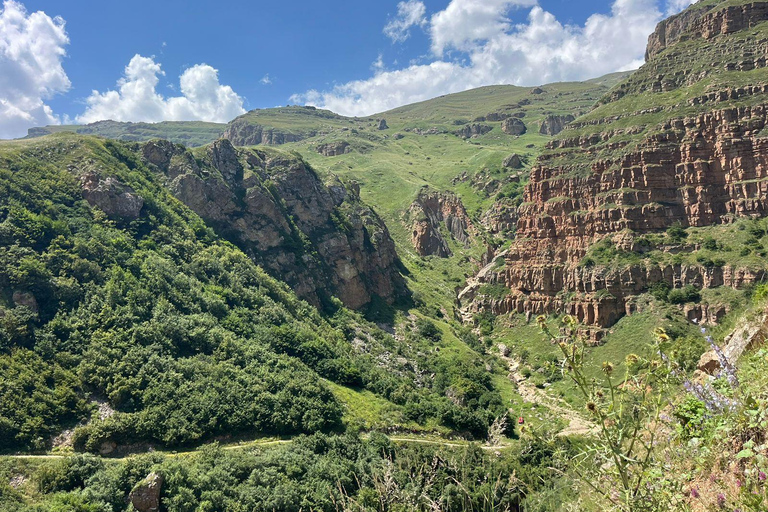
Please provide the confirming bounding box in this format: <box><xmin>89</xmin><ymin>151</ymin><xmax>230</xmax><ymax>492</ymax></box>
<box><xmin>0</xmin><ymin>135</ymin><xmax>505</xmax><ymax>453</ymax></box>
<box><xmin>0</xmin><ymin>432</ymin><xmax>578</xmax><ymax>512</ymax></box>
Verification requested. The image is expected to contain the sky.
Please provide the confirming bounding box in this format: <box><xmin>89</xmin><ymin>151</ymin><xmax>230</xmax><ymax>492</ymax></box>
<box><xmin>0</xmin><ymin>0</ymin><xmax>698</xmax><ymax>139</ymax></box>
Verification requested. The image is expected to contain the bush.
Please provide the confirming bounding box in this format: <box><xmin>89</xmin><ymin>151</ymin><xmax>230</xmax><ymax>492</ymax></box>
<box><xmin>666</xmin><ymin>222</ymin><xmax>688</xmax><ymax>241</ymax></box>
<box><xmin>415</xmin><ymin>318</ymin><xmax>442</xmax><ymax>342</ymax></box>
<box><xmin>649</xmin><ymin>281</ymin><xmax>670</xmax><ymax>301</ymax></box>
<box><xmin>667</xmin><ymin>285</ymin><xmax>701</xmax><ymax>304</ymax></box>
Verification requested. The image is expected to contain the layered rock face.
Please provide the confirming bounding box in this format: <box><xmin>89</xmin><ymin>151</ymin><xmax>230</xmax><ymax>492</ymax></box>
<box><xmin>646</xmin><ymin>0</ymin><xmax>768</xmax><ymax>60</ymax></box>
<box><xmin>223</xmin><ymin>118</ymin><xmax>308</xmax><ymax>146</ymax></box>
<box><xmin>141</xmin><ymin>139</ymin><xmax>405</xmax><ymax>309</ymax></box>
<box><xmin>408</xmin><ymin>188</ymin><xmax>476</xmax><ymax>257</ymax></box>
<box><xmin>464</xmin><ymin>0</ymin><xmax>768</xmax><ymax>330</ymax></box>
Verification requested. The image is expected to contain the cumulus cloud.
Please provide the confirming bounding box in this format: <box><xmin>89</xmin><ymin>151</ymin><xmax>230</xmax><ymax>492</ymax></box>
<box><xmin>260</xmin><ymin>74</ymin><xmax>272</xmax><ymax>85</ymax></box>
<box><xmin>430</xmin><ymin>0</ymin><xmax>537</xmax><ymax>55</ymax></box>
<box><xmin>0</xmin><ymin>0</ymin><xmax>69</xmax><ymax>139</ymax></box>
<box><xmin>665</xmin><ymin>0</ymin><xmax>697</xmax><ymax>15</ymax></box>
<box><xmin>292</xmin><ymin>0</ymin><xmax>666</xmax><ymax>117</ymax></box>
<box><xmin>384</xmin><ymin>0</ymin><xmax>427</xmax><ymax>43</ymax></box>
<box><xmin>78</xmin><ymin>54</ymin><xmax>245</xmax><ymax>124</ymax></box>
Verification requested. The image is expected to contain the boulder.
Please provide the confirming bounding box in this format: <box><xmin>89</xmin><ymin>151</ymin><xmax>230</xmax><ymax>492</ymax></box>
<box><xmin>539</xmin><ymin>115</ymin><xmax>576</xmax><ymax>136</ymax></box>
<box><xmin>530</xmin><ymin>87</ymin><xmax>544</xmax><ymax>95</ymax></box>
<box><xmin>12</xmin><ymin>291</ymin><xmax>38</xmax><ymax>313</ymax></box>
<box><xmin>501</xmin><ymin>118</ymin><xmax>527</xmax><ymax>136</ymax></box>
<box><xmin>378</xmin><ymin>119</ymin><xmax>389</xmax><ymax>130</ymax></box>
<box><xmin>502</xmin><ymin>154</ymin><xmax>523</xmax><ymax>169</ymax></box>
<box><xmin>129</xmin><ymin>472</ymin><xmax>163</xmax><ymax>512</ymax></box>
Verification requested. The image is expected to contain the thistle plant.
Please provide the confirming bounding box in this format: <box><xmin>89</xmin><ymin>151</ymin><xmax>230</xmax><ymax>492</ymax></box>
<box><xmin>537</xmin><ymin>315</ymin><xmax>684</xmax><ymax>512</ymax></box>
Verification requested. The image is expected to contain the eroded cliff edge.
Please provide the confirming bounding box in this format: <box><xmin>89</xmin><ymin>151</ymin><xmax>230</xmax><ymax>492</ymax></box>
<box><xmin>140</xmin><ymin>138</ymin><xmax>405</xmax><ymax>310</ymax></box>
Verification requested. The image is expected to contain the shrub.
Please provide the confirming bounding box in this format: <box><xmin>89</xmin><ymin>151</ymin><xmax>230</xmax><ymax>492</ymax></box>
<box><xmin>666</xmin><ymin>222</ymin><xmax>688</xmax><ymax>241</ymax></box>
<box><xmin>415</xmin><ymin>318</ymin><xmax>442</xmax><ymax>342</ymax></box>
<box><xmin>667</xmin><ymin>285</ymin><xmax>701</xmax><ymax>304</ymax></box>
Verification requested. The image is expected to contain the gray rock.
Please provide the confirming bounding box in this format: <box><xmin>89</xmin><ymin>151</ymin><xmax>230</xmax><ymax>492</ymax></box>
<box><xmin>454</xmin><ymin>124</ymin><xmax>492</xmax><ymax>139</ymax></box>
<box><xmin>129</xmin><ymin>472</ymin><xmax>163</xmax><ymax>512</ymax></box>
<box><xmin>80</xmin><ymin>173</ymin><xmax>144</xmax><ymax>220</ymax></box>
<box><xmin>12</xmin><ymin>291</ymin><xmax>38</xmax><ymax>313</ymax></box>
<box><xmin>539</xmin><ymin>115</ymin><xmax>576</xmax><ymax>136</ymax></box>
<box><xmin>378</xmin><ymin>119</ymin><xmax>389</xmax><ymax>130</ymax></box>
<box><xmin>501</xmin><ymin>118</ymin><xmax>527</xmax><ymax>136</ymax></box>
<box><xmin>503</xmin><ymin>154</ymin><xmax>523</xmax><ymax>169</ymax></box>
<box><xmin>317</xmin><ymin>141</ymin><xmax>351</xmax><ymax>157</ymax></box>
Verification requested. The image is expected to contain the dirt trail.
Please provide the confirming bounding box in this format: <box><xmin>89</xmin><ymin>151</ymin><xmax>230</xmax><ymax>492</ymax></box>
<box><xmin>0</xmin><ymin>435</ymin><xmax>511</xmax><ymax>463</ymax></box>
<box><xmin>499</xmin><ymin>345</ymin><xmax>598</xmax><ymax>437</ymax></box>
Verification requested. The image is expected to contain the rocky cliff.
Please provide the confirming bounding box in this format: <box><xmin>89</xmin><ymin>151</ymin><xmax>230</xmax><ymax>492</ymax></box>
<box><xmin>222</xmin><ymin>106</ymin><xmax>351</xmax><ymax>147</ymax></box>
<box><xmin>140</xmin><ymin>139</ymin><xmax>405</xmax><ymax>309</ymax></box>
<box><xmin>407</xmin><ymin>188</ymin><xmax>476</xmax><ymax>258</ymax></box>
<box><xmin>223</xmin><ymin>118</ymin><xmax>309</xmax><ymax>146</ymax></box>
<box><xmin>463</xmin><ymin>0</ymin><xmax>768</xmax><ymax>332</ymax></box>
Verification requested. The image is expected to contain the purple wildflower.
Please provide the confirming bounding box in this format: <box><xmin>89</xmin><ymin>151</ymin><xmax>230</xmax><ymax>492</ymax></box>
<box><xmin>716</xmin><ymin>493</ymin><xmax>726</xmax><ymax>508</ymax></box>
<box><xmin>690</xmin><ymin>487</ymin><xmax>700</xmax><ymax>498</ymax></box>
<box><xmin>759</xmin><ymin>471</ymin><xmax>766</xmax><ymax>482</ymax></box>
<box><xmin>701</xmin><ymin>326</ymin><xmax>739</xmax><ymax>388</ymax></box>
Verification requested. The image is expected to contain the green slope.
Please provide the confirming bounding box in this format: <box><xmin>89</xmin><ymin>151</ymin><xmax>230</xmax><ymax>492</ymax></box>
<box><xmin>26</xmin><ymin>120</ymin><xmax>226</xmax><ymax>147</ymax></box>
<box><xmin>0</xmin><ymin>133</ymin><xmax>511</xmax><ymax>455</ymax></box>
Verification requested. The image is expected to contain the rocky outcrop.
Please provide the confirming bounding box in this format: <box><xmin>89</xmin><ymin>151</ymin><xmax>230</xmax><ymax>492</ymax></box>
<box><xmin>129</xmin><ymin>472</ymin><xmax>163</xmax><ymax>512</ymax></box>
<box><xmin>140</xmin><ymin>139</ymin><xmax>405</xmax><ymax>310</ymax></box>
<box><xmin>223</xmin><ymin>118</ymin><xmax>309</xmax><ymax>146</ymax></box>
<box><xmin>408</xmin><ymin>188</ymin><xmax>476</xmax><ymax>257</ymax></box>
<box><xmin>378</xmin><ymin>119</ymin><xmax>389</xmax><ymax>130</ymax></box>
<box><xmin>79</xmin><ymin>172</ymin><xmax>144</xmax><ymax>220</ymax></box>
<box><xmin>698</xmin><ymin>311</ymin><xmax>768</xmax><ymax>373</ymax></box>
<box><xmin>646</xmin><ymin>1</ymin><xmax>768</xmax><ymax>60</ymax></box>
<box><xmin>539</xmin><ymin>115</ymin><xmax>575</xmax><ymax>136</ymax></box>
<box><xmin>485</xmin><ymin>112</ymin><xmax>512</xmax><ymax>122</ymax></box>
<box><xmin>501</xmin><ymin>118</ymin><xmax>527</xmax><ymax>136</ymax></box>
<box><xmin>455</xmin><ymin>124</ymin><xmax>492</xmax><ymax>139</ymax></box>
<box><xmin>317</xmin><ymin>141</ymin><xmax>351</xmax><ymax>156</ymax></box>
<box><xmin>645</xmin><ymin>1</ymin><xmax>714</xmax><ymax>60</ymax></box>
<box><xmin>502</xmin><ymin>154</ymin><xmax>523</xmax><ymax>169</ymax></box>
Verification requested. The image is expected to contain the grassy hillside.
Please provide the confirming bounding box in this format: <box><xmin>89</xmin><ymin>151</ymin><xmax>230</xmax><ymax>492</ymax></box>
<box><xmin>26</xmin><ymin>121</ymin><xmax>225</xmax><ymax>147</ymax></box>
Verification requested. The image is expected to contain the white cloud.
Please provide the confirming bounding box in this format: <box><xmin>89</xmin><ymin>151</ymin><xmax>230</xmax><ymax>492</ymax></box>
<box><xmin>77</xmin><ymin>55</ymin><xmax>245</xmax><ymax>124</ymax></box>
<box><xmin>430</xmin><ymin>0</ymin><xmax>537</xmax><ymax>55</ymax></box>
<box><xmin>260</xmin><ymin>74</ymin><xmax>272</xmax><ymax>85</ymax></box>
<box><xmin>292</xmin><ymin>0</ymin><xmax>665</xmax><ymax>117</ymax></box>
<box><xmin>665</xmin><ymin>0</ymin><xmax>697</xmax><ymax>15</ymax></box>
<box><xmin>384</xmin><ymin>0</ymin><xmax>427</xmax><ymax>43</ymax></box>
<box><xmin>0</xmin><ymin>0</ymin><xmax>69</xmax><ymax>139</ymax></box>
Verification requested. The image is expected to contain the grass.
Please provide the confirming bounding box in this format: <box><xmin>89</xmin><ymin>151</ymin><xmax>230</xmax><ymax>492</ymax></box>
<box><xmin>324</xmin><ymin>381</ymin><xmax>409</xmax><ymax>431</ymax></box>
<box><xmin>26</xmin><ymin>120</ymin><xmax>225</xmax><ymax>147</ymax></box>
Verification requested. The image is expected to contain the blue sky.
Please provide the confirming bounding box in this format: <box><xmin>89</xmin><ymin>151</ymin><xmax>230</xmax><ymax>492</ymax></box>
<box><xmin>0</xmin><ymin>0</ymin><xmax>696</xmax><ymax>138</ymax></box>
